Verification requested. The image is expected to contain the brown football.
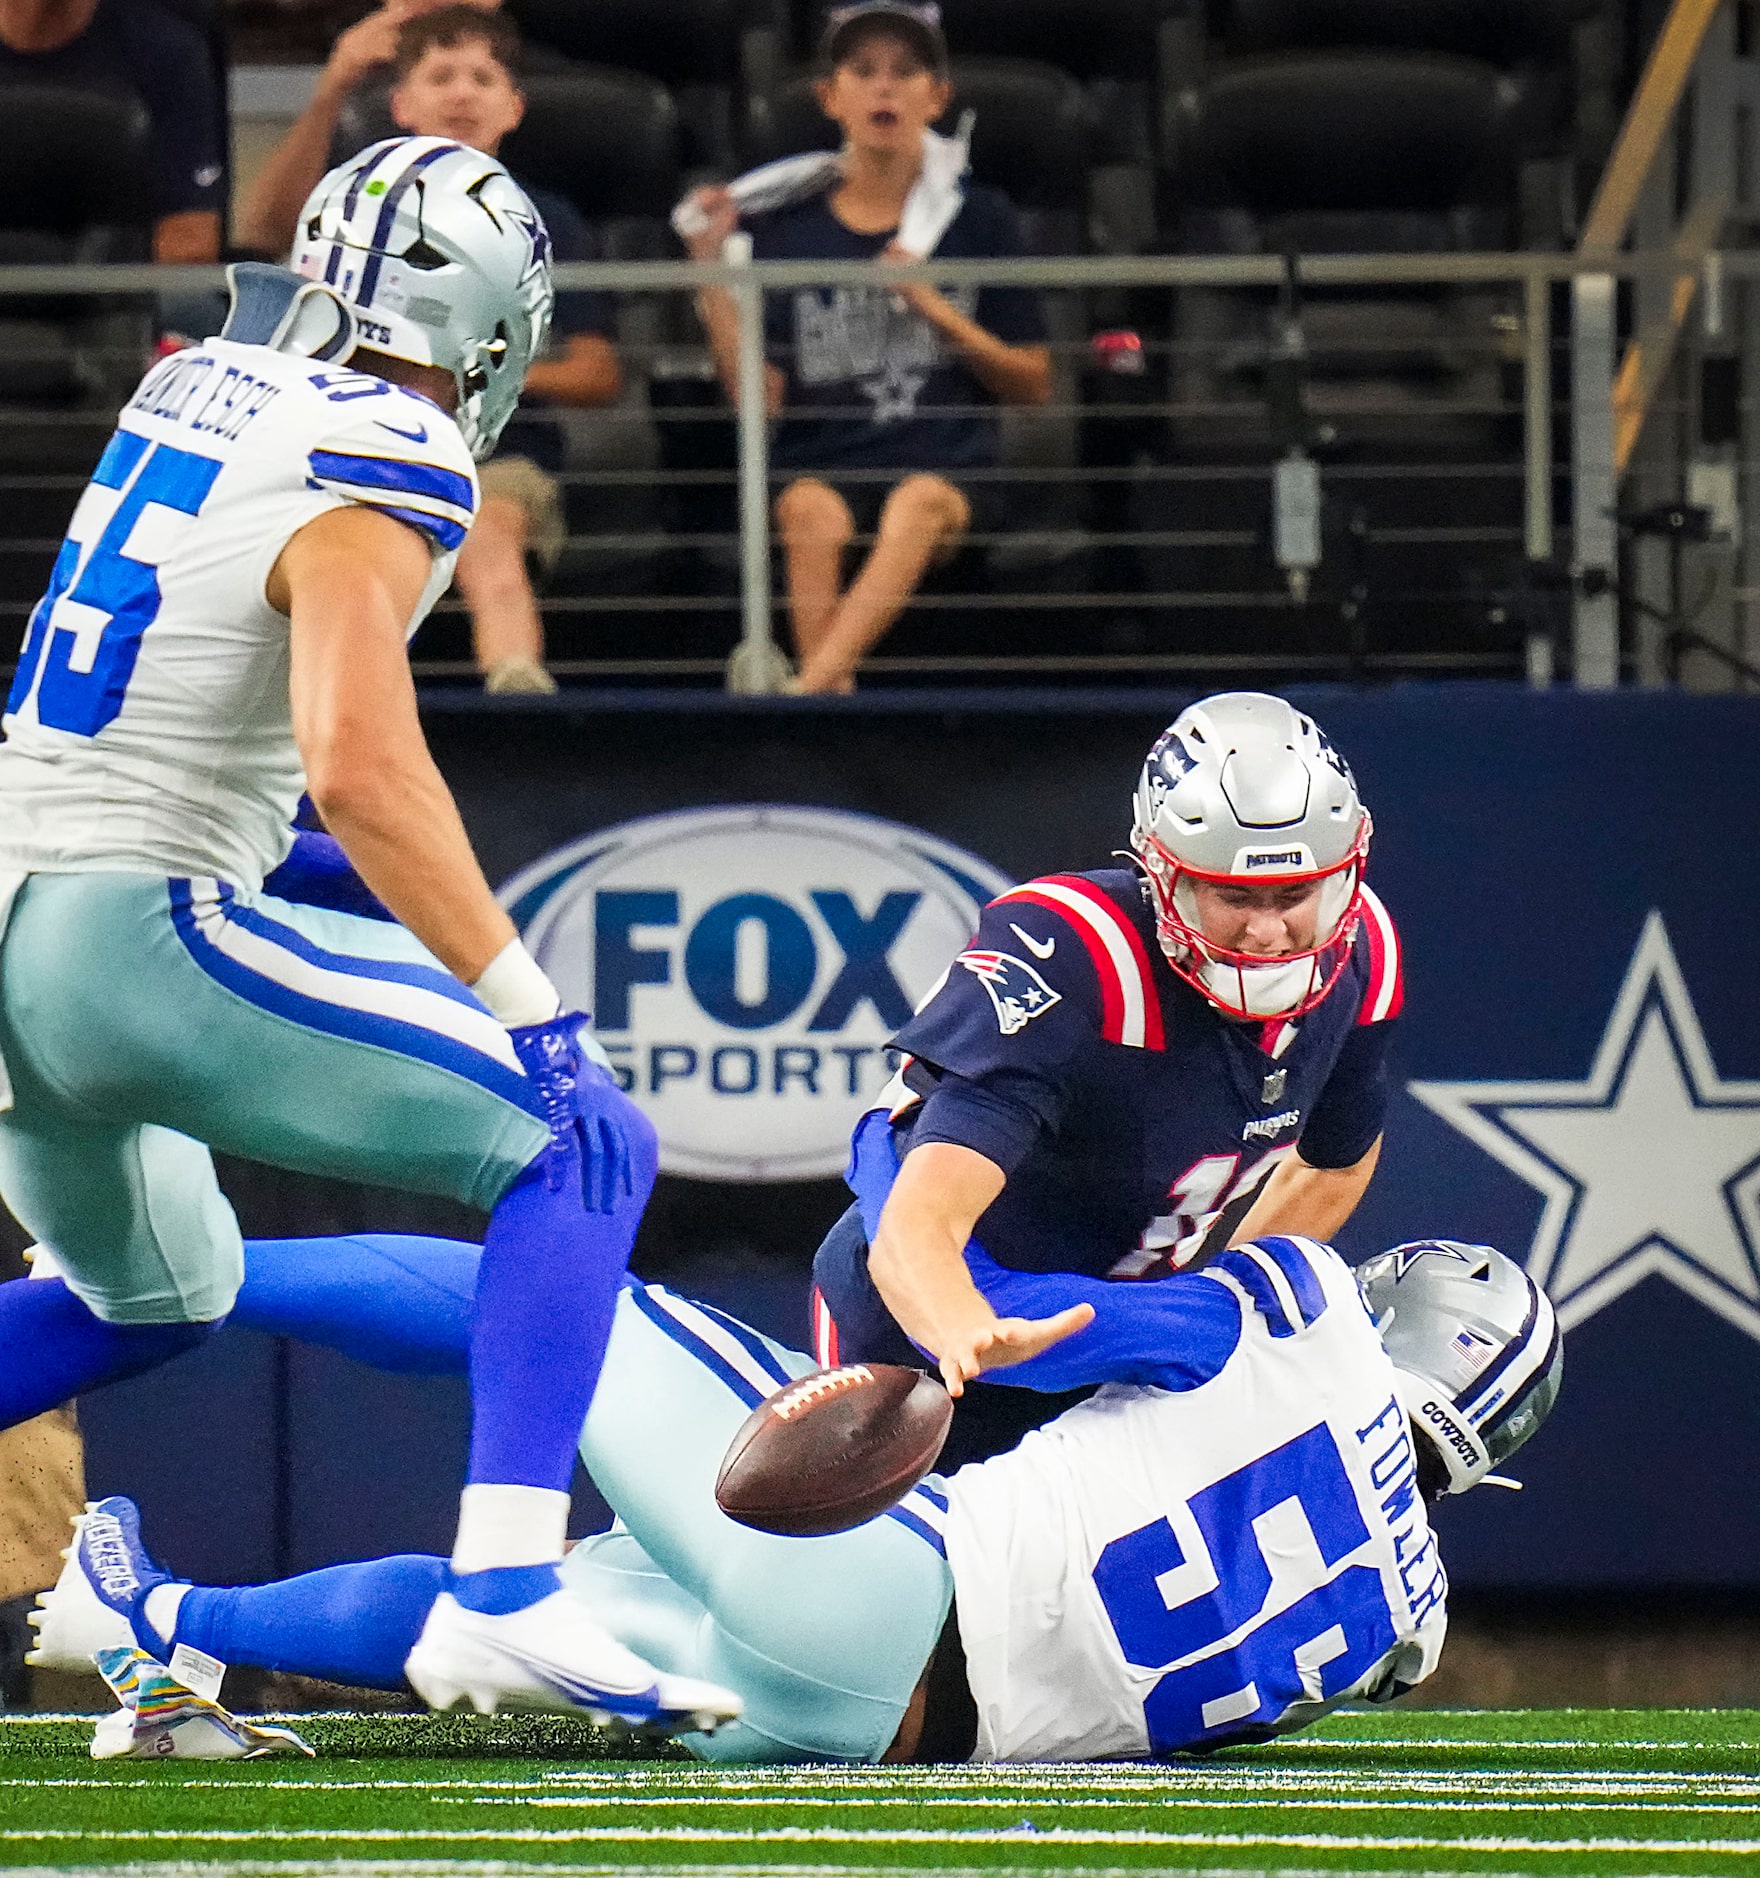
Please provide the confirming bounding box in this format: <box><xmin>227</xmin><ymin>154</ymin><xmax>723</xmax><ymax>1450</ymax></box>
<box><xmin>715</xmin><ymin>1363</ymin><xmax>954</xmax><ymax>1537</ymax></box>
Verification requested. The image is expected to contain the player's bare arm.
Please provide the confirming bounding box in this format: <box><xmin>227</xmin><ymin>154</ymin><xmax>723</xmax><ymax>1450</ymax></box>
<box><xmin>868</xmin><ymin>1141</ymin><xmax>1093</xmax><ymax>1395</ymax></box>
<box><xmin>1229</xmin><ymin>1136</ymin><xmax>1383</xmax><ymax>1249</ymax></box>
<box><xmin>274</xmin><ymin>505</ymin><xmax>518</xmax><ymax>986</ymax></box>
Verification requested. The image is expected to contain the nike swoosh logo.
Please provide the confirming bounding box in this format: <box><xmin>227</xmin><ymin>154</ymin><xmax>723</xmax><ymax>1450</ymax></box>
<box><xmin>1010</xmin><ymin>923</ymin><xmax>1055</xmax><ymax>960</ymax></box>
<box><xmin>374</xmin><ymin>416</ymin><xmax>430</xmax><ymax>444</ymax></box>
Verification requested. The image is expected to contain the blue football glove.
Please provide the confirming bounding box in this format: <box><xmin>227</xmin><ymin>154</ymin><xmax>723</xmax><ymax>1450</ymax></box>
<box><xmin>508</xmin><ymin>1013</ymin><xmax>634</xmax><ymax>1214</ymax></box>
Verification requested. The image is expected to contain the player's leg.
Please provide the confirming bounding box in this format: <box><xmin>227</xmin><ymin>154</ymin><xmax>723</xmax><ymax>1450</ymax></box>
<box><xmin>0</xmin><ymin>1014</ymin><xmax>242</xmax><ymax>1426</ymax></box>
<box><xmin>794</xmin><ymin>473</ymin><xmax>970</xmax><ymax>694</ymax></box>
<box><xmin>569</xmin><ymin>1283</ymin><xmax>953</xmax><ymax>1762</ymax></box>
<box><xmin>0</xmin><ymin>873</ymin><xmax>721</xmax><ymax>1723</ymax></box>
<box><xmin>774</xmin><ymin>477</ymin><xmax>855</xmax><ymax>676</ymax></box>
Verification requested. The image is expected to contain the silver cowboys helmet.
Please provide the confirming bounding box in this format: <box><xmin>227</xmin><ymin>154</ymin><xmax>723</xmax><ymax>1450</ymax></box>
<box><xmin>1129</xmin><ymin>691</ymin><xmax>1371</xmax><ymax>1019</ymax></box>
<box><xmin>1357</xmin><ymin>1240</ymin><xmax>1564</xmax><ymax>1496</ymax></box>
<box><xmin>286</xmin><ymin>136</ymin><xmax>554</xmax><ymax>459</ymax></box>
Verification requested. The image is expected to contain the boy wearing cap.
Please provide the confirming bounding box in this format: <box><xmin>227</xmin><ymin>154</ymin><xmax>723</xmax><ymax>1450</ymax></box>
<box><xmin>682</xmin><ymin>2</ymin><xmax>1051</xmax><ymax>693</ymax></box>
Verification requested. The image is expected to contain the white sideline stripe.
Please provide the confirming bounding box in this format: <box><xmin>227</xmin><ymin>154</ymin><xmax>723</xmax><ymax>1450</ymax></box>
<box><xmin>465</xmin><ymin>1795</ymin><xmax>1760</xmax><ymax>1817</ymax></box>
<box><xmin>1238</xmin><ymin>1243</ymin><xmax>1307</xmax><ymax>1330</ymax></box>
<box><xmin>1003</xmin><ymin>881</ymin><xmax>1148</xmax><ymax>1047</ymax></box>
<box><xmin>645</xmin><ymin>1289</ymin><xmax>787</xmax><ymax>1404</ymax></box>
<box><xmin>1358</xmin><ymin>885</ymin><xmax>1401</xmax><ymax>1022</ymax></box>
<box><xmin>188</xmin><ymin>886</ymin><xmax>518</xmax><ymax>1074</ymax></box>
<box><xmin>11</xmin><ymin>1827</ymin><xmax>1760</xmax><ymax>1853</ymax></box>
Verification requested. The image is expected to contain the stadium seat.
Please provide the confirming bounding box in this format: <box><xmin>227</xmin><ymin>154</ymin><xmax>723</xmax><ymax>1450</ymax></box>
<box><xmin>1215</xmin><ymin>0</ymin><xmax>1589</xmax><ymax>66</ymax></box>
<box><xmin>1133</xmin><ymin>51</ymin><xmax>1531</xmax><ymax>664</ymax></box>
<box><xmin>507</xmin><ymin>0</ymin><xmax>755</xmax><ymax>169</ymax></box>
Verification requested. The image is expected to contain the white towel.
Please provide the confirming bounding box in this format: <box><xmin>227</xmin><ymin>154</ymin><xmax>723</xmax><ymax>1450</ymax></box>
<box><xmin>672</xmin><ymin>113</ymin><xmax>974</xmax><ymax>258</ymax></box>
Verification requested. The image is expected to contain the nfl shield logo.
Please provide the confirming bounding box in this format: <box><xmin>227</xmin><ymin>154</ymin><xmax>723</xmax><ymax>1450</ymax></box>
<box><xmin>1261</xmin><ymin>1068</ymin><xmax>1287</xmax><ymax>1107</ymax></box>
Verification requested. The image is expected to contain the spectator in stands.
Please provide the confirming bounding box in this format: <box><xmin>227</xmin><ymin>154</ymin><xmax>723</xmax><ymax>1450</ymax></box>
<box><xmin>237</xmin><ymin>0</ymin><xmax>498</xmax><ymax>259</ymax></box>
<box><xmin>0</xmin><ymin>0</ymin><xmax>223</xmax><ymax>261</ymax></box>
<box><xmin>249</xmin><ymin>6</ymin><xmax>622</xmax><ymax>693</ymax></box>
<box><xmin>682</xmin><ymin>1</ymin><xmax>1049</xmax><ymax>693</ymax></box>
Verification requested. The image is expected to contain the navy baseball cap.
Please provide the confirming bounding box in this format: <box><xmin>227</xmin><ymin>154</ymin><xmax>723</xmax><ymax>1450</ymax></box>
<box><xmin>820</xmin><ymin>1</ymin><xmax>950</xmax><ymax>73</ymax></box>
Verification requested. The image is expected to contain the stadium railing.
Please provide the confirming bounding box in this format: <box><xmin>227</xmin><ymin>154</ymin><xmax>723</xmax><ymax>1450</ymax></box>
<box><xmin>0</xmin><ymin>245</ymin><xmax>1752</xmax><ymax>694</ymax></box>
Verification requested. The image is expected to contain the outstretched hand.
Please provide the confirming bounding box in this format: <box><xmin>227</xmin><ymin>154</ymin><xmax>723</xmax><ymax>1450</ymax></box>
<box><xmin>507</xmin><ymin>1014</ymin><xmax>636</xmax><ymax>1214</ymax></box>
<box><xmin>934</xmin><ymin>1302</ymin><xmax>1096</xmax><ymax>1398</ymax></box>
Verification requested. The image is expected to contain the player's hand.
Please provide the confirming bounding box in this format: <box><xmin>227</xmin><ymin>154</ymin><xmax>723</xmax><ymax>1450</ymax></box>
<box><xmin>507</xmin><ymin>1014</ymin><xmax>636</xmax><ymax>1214</ymax></box>
<box><xmin>935</xmin><ymin>1303</ymin><xmax>1095</xmax><ymax>1397</ymax></box>
<box><xmin>680</xmin><ymin>186</ymin><xmax>739</xmax><ymax>262</ymax></box>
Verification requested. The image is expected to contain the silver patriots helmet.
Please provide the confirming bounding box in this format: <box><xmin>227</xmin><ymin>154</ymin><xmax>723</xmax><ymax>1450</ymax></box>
<box><xmin>1128</xmin><ymin>691</ymin><xmax>1371</xmax><ymax>1019</ymax></box>
<box><xmin>1357</xmin><ymin>1240</ymin><xmax>1564</xmax><ymax>1496</ymax></box>
<box><xmin>288</xmin><ymin>136</ymin><xmax>554</xmax><ymax>459</ymax></box>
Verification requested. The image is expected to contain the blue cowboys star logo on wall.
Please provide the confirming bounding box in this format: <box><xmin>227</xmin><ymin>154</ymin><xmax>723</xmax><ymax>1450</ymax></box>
<box><xmin>1409</xmin><ymin>913</ymin><xmax>1760</xmax><ymax>1340</ymax></box>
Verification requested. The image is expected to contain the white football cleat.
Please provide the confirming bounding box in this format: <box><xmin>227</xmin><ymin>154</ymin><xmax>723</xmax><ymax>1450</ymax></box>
<box><xmin>28</xmin><ymin>1498</ymin><xmax>164</xmax><ymax>1673</ymax></box>
<box><xmin>404</xmin><ymin>1588</ymin><xmax>741</xmax><ymax>1733</ymax></box>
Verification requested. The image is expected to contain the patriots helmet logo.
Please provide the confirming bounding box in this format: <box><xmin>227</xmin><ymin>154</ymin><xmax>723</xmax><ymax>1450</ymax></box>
<box><xmin>958</xmin><ymin>949</ymin><xmax>1063</xmax><ymax>1036</ymax></box>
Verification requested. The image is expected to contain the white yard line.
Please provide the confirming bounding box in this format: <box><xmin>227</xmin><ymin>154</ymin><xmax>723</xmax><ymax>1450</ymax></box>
<box><xmin>4</xmin><ymin>1826</ymin><xmax>1760</xmax><ymax>1854</ymax></box>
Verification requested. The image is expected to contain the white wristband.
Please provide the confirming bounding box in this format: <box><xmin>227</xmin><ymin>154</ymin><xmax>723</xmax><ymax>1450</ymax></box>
<box><xmin>471</xmin><ymin>937</ymin><xmax>561</xmax><ymax>1028</ymax></box>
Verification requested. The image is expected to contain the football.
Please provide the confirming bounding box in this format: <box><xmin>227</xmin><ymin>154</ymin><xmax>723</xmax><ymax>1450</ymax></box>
<box><xmin>715</xmin><ymin>1364</ymin><xmax>954</xmax><ymax>1538</ymax></box>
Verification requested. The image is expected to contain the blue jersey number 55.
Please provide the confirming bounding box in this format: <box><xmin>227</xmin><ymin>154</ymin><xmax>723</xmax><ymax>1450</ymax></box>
<box><xmin>7</xmin><ymin>430</ymin><xmax>222</xmax><ymax>738</ymax></box>
<box><xmin>1092</xmin><ymin>1421</ymin><xmax>1399</xmax><ymax>1752</ymax></box>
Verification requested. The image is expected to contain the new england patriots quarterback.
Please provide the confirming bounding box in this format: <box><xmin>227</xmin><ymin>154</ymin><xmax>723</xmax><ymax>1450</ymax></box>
<box><xmin>0</xmin><ymin>138</ymin><xmax>736</xmax><ymax>1731</ymax></box>
<box><xmin>28</xmin><ymin>1232</ymin><xmax>1562</xmax><ymax>1763</ymax></box>
<box><xmin>815</xmin><ymin>690</ymin><xmax>1405</xmax><ymax>1395</ymax></box>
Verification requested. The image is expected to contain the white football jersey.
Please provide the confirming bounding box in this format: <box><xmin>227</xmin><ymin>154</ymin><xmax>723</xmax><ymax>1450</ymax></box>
<box><xmin>943</xmin><ymin>1237</ymin><xmax>1447</xmax><ymax>1762</ymax></box>
<box><xmin>0</xmin><ymin>339</ymin><xmax>475</xmax><ymax>890</ymax></box>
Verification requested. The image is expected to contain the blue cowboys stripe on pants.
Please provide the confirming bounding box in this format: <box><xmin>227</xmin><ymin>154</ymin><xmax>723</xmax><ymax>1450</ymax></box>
<box><xmin>0</xmin><ymin>872</ymin><xmax>546</xmax><ymax>1324</ymax></box>
<box><xmin>564</xmin><ymin>1281</ymin><xmax>953</xmax><ymax>1764</ymax></box>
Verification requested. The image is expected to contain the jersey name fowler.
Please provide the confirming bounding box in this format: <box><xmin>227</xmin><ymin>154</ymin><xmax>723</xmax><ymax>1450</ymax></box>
<box><xmin>888</xmin><ymin>868</ymin><xmax>1403</xmax><ymax>1279</ymax></box>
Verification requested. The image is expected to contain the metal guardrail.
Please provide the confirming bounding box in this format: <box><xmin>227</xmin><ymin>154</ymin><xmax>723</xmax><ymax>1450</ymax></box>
<box><xmin>0</xmin><ymin>247</ymin><xmax>1753</xmax><ymax>690</ymax></box>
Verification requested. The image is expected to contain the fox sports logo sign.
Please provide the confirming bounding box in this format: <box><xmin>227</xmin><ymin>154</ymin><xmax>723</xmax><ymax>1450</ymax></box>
<box><xmin>499</xmin><ymin>807</ymin><xmax>1013</xmax><ymax>1180</ymax></box>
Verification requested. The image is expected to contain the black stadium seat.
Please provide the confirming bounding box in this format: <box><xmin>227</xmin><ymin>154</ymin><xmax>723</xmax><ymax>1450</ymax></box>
<box><xmin>0</xmin><ymin>84</ymin><xmax>153</xmax><ymax>425</ymax></box>
<box><xmin>507</xmin><ymin>0</ymin><xmax>752</xmax><ymax>169</ymax></box>
<box><xmin>1217</xmin><ymin>0</ymin><xmax>1589</xmax><ymax>67</ymax></box>
<box><xmin>1134</xmin><ymin>50</ymin><xmax>1532</xmax><ymax>663</ymax></box>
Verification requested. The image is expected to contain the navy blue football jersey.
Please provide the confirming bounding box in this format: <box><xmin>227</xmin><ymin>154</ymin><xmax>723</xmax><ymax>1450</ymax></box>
<box><xmin>812</xmin><ymin>866</ymin><xmax>1402</xmax><ymax>1366</ymax></box>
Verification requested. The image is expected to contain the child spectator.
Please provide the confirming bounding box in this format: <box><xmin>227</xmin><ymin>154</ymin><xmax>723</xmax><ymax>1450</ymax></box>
<box><xmin>681</xmin><ymin>1</ymin><xmax>1050</xmax><ymax>693</ymax></box>
<box><xmin>247</xmin><ymin>5</ymin><xmax>622</xmax><ymax>693</ymax></box>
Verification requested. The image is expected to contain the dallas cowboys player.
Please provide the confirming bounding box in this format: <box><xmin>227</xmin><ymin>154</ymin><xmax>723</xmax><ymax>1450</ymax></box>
<box><xmin>813</xmin><ymin>690</ymin><xmax>1407</xmax><ymax>1396</ymax></box>
<box><xmin>31</xmin><ymin>1233</ymin><xmax>1561</xmax><ymax>1762</ymax></box>
<box><xmin>0</xmin><ymin>136</ymin><xmax>736</xmax><ymax>1731</ymax></box>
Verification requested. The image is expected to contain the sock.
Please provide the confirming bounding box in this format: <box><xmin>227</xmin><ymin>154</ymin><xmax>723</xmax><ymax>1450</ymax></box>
<box><xmin>448</xmin><ymin>1561</ymin><xmax>562</xmax><ymax>1616</ymax></box>
<box><xmin>0</xmin><ymin>1279</ymin><xmax>220</xmax><ymax>1430</ymax></box>
<box><xmin>465</xmin><ymin>1097</ymin><xmax>657</xmax><ymax>1496</ymax></box>
<box><xmin>451</xmin><ymin>1483</ymin><xmax>569</xmax><ymax>1574</ymax></box>
<box><xmin>171</xmin><ymin>1555</ymin><xmax>449</xmax><ymax>1691</ymax></box>
<box><xmin>233</xmin><ymin>1236</ymin><xmax>480</xmax><ymax>1374</ymax></box>
<box><xmin>138</xmin><ymin>1583</ymin><xmax>191</xmax><ymax>1657</ymax></box>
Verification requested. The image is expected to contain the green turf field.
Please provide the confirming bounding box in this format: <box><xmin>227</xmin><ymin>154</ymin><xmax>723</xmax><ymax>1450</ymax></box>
<box><xmin>1</xmin><ymin>1708</ymin><xmax>1757</xmax><ymax>1876</ymax></box>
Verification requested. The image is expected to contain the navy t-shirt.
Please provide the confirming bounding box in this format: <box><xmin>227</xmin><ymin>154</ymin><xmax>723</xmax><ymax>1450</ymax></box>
<box><xmin>493</xmin><ymin>182</ymin><xmax>617</xmax><ymax>474</ymax></box>
<box><xmin>0</xmin><ymin>0</ymin><xmax>224</xmax><ymax>221</ymax></box>
<box><xmin>747</xmin><ymin>183</ymin><xmax>1045</xmax><ymax>475</ymax></box>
